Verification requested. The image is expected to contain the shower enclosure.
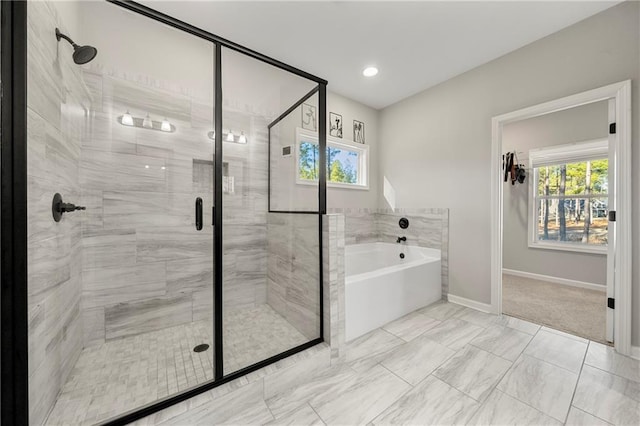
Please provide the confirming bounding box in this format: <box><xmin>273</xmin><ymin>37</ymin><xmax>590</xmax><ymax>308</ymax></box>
<box><xmin>0</xmin><ymin>1</ymin><xmax>327</xmax><ymax>425</ymax></box>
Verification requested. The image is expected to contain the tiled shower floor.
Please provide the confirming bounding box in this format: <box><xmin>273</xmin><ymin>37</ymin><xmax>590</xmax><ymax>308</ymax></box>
<box><xmin>44</xmin><ymin>304</ymin><xmax>307</xmax><ymax>425</ymax></box>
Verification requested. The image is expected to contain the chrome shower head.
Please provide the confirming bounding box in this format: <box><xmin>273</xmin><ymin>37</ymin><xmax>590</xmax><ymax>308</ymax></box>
<box><xmin>55</xmin><ymin>28</ymin><xmax>97</xmax><ymax>65</ymax></box>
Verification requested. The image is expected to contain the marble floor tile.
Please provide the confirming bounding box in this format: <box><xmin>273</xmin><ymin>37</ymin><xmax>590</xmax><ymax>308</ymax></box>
<box><xmin>382</xmin><ymin>311</ymin><xmax>440</xmax><ymax>342</ymax></box>
<box><xmin>372</xmin><ymin>375</ymin><xmax>479</xmax><ymax>425</ymax></box>
<box><xmin>344</xmin><ymin>328</ymin><xmax>405</xmax><ymax>372</ymax></box>
<box><xmin>421</xmin><ymin>318</ymin><xmax>484</xmax><ymax>351</ymax></box>
<box><xmin>524</xmin><ymin>328</ymin><xmax>588</xmax><ymax>373</ymax></box>
<box><xmin>497</xmin><ymin>355</ymin><xmax>578</xmax><ymax>422</ymax></box>
<box><xmin>565</xmin><ymin>406</ymin><xmax>611</xmax><ymax>425</ymax></box>
<box><xmin>470</xmin><ymin>325</ymin><xmax>532</xmax><ymax>361</ymax></box>
<box><xmin>418</xmin><ymin>300</ymin><xmax>467</xmax><ymax>321</ymax></box>
<box><xmin>265</xmin><ymin>403</ymin><xmax>324</xmax><ymax>426</ymax></box>
<box><xmin>159</xmin><ymin>381</ymin><xmax>273</xmax><ymax>425</ymax></box>
<box><xmin>494</xmin><ymin>315</ymin><xmax>541</xmax><ymax>335</ymax></box>
<box><xmin>585</xmin><ymin>341</ymin><xmax>640</xmax><ymax>383</ymax></box>
<box><xmin>380</xmin><ymin>335</ymin><xmax>456</xmax><ymax>385</ymax></box>
<box><xmin>468</xmin><ymin>389</ymin><xmax>562</xmax><ymax>425</ymax></box>
<box><xmin>265</xmin><ymin>364</ymin><xmax>358</xmax><ymax>418</ymax></box>
<box><xmin>572</xmin><ymin>364</ymin><xmax>640</xmax><ymax>426</ymax></box>
<box><xmin>455</xmin><ymin>308</ymin><xmax>498</xmax><ymax>328</ymax></box>
<box><xmin>433</xmin><ymin>345</ymin><xmax>512</xmax><ymax>402</ymax></box>
<box><xmin>310</xmin><ymin>364</ymin><xmax>411</xmax><ymax>425</ymax></box>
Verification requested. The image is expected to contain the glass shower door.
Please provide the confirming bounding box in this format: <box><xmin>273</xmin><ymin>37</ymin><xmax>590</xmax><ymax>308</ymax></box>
<box><xmin>220</xmin><ymin>46</ymin><xmax>323</xmax><ymax>375</ymax></box>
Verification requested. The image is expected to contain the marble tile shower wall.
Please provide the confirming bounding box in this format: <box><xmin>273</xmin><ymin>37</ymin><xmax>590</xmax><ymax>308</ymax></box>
<box><xmin>331</xmin><ymin>208</ymin><xmax>450</xmax><ymax>296</ymax></box>
<box><xmin>266</xmin><ymin>214</ymin><xmax>321</xmax><ymax>340</ymax></box>
<box><xmin>79</xmin><ymin>71</ymin><xmax>270</xmax><ymax>345</ymax></box>
<box><xmin>27</xmin><ymin>2</ymin><xmax>91</xmax><ymax>424</ymax></box>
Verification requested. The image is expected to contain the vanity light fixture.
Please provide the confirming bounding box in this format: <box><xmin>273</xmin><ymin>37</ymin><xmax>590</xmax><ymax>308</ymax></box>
<box><xmin>117</xmin><ymin>112</ymin><xmax>176</xmax><ymax>133</ymax></box>
<box><xmin>207</xmin><ymin>129</ymin><xmax>249</xmax><ymax>144</ymax></box>
<box><xmin>362</xmin><ymin>66</ymin><xmax>378</xmax><ymax>77</ymax></box>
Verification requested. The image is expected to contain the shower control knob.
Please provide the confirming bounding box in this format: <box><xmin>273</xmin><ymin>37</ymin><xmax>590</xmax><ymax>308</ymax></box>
<box><xmin>52</xmin><ymin>193</ymin><xmax>85</xmax><ymax>222</ymax></box>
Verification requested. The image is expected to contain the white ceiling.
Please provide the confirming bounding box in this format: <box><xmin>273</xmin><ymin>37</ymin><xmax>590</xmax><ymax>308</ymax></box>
<box><xmin>140</xmin><ymin>1</ymin><xmax>619</xmax><ymax>110</ymax></box>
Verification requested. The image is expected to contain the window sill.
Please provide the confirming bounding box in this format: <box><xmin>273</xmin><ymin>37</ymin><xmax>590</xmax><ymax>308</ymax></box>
<box><xmin>528</xmin><ymin>241</ymin><xmax>607</xmax><ymax>255</ymax></box>
<box><xmin>296</xmin><ymin>179</ymin><xmax>369</xmax><ymax>191</ymax></box>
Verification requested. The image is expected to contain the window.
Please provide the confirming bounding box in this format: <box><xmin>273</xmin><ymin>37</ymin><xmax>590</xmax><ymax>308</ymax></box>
<box><xmin>528</xmin><ymin>140</ymin><xmax>609</xmax><ymax>254</ymax></box>
<box><xmin>296</xmin><ymin>128</ymin><xmax>369</xmax><ymax>189</ymax></box>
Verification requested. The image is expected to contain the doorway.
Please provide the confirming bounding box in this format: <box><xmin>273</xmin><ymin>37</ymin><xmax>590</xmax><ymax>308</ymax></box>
<box><xmin>490</xmin><ymin>81</ymin><xmax>632</xmax><ymax>355</ymax></box>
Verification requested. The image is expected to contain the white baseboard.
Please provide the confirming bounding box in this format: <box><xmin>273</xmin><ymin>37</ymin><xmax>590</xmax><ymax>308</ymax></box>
<box><xmin>447</xmin><ymin>294</ymin><xmax>494</xmax><ymax>314</ymax></box>
<box><xmin>502</xmin><ymin>268</ymin><xmax>606</xmax><ymax>293</ymax></box>
<box><xmin>631</xmin><ymin>345</ymin><xmax>640</xmax><ymax>361</ymax></box>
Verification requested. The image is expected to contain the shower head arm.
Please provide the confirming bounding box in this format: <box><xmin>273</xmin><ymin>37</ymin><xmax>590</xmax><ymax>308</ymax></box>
<box><xmin>55</xmin><ymin>28</ymin><xmax>77</xmax><ymax>48</ymax></box>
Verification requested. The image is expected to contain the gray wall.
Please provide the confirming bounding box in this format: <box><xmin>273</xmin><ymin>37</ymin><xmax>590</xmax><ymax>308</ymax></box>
<box><xmin>502</xmin><ymin>101</ymin><xmax>608</xmax><ymax>285</ymax></box>
<box><xmin>270</xmin><ymin>92</ymin><xmax>379</xmax><ymax>211</ymax></box>
<box><xmin>378</xmin><ymin>2</ymin><xmax>640</xmax><ymax>344</ymax></box>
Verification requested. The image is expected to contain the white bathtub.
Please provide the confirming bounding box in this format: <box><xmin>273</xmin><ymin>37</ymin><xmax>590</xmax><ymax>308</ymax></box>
<box><xmin>345</xmin><ymin>242</ymin><xmax>441</xmax><ymax>342</ymax></box>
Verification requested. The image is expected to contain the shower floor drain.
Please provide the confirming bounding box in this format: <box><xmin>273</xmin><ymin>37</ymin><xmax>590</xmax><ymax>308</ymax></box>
<box><xmin>193</xmin><ymin>344</ymin><xmax>210</xmax><ymax>353</ymax></box>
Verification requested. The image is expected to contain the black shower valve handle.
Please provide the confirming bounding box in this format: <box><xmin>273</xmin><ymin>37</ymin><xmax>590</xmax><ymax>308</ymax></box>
<box><xmin>59</xmin><ymin>202</ymin><xmax>86</xmax><ymax>213</ymax></box>
<box><xmin>52</xmin><ymin>193</ymin><xmax>85</xmax><ymax>222</ymax></box>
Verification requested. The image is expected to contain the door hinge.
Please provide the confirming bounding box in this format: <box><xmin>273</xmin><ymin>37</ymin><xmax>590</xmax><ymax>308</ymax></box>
<box><xmin>608</xmin><ymin>210</ymin><xmax>616</xmax><ymax>222</ymax></box>
<box><xmin>607</xmin><ymin>297</ymin><xmax>615</xmax><ymax>309</ymax></box>
<box><xmin>609</xmin><ymin>122</ymin><xmax>616</xmax><ymax>134</ymax></box>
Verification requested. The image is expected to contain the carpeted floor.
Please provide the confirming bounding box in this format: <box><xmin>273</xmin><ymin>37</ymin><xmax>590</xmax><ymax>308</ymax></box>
<box><xmin>502</xmin><ymin>273</ymin><xmax>608</xmax><ymax>344</ymax></box>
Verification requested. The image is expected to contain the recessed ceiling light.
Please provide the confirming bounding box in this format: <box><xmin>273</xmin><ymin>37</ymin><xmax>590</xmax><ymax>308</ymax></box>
<box><xmin>362</xmin><ymin>67</ymin><xmax>378</xmax><ymax>77</ymax></box>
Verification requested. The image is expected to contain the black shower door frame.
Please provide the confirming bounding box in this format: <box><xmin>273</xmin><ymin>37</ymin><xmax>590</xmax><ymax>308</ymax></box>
<box><xmin>0</xmin><ymin>1</ymin><xmax>327</xmax><ymax>425</ymax></box>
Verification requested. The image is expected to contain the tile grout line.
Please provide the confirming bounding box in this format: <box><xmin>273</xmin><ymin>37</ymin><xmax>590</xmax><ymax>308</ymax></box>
<box><xmin>564</xmin><ymin>340</ymin><xmax>590</xmax><ymax>424</ymax></box>
<box><xmin>307</xmin><ymin>402</ymin><xmax>327</xmax><ymax>426</ymax></box>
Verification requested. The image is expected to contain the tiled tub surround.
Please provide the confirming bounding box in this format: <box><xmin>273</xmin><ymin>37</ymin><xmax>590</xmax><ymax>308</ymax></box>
<box><xmin>131</xmin><ymin>301</ymin><xmax>640</xmax><ymax>426</ymax></box>
<box><xmin>27</xmin><ymin>1</ymin><xmax>92</xmax><ymax>424</ymax></box>
<box><xmin>45</xmin><ymin>304</ymin><xmax>308</xmax><ymax>425</ymax></box>
<box><xmin>331</xmin><ymin>208</ymin><xmax>450</xmax><ymax>297</ymax></box>
<box><xmin>266</xmin><ymin>213</ymin><xmax>321</xmax><ymax>340</ymax></box>
<box><xmin>323</xmin><ymin>214</ymin><xmax>346</xmax><ymax>363</ymax></box>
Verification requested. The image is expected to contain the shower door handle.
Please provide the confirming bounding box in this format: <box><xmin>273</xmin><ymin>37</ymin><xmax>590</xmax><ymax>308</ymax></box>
<box><xmin>195</xmin><ymin>197</ymin><xmax>203</xmax><ymax>231</ymax></box>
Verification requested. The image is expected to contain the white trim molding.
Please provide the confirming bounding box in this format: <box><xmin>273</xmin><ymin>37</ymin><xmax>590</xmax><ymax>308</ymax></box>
<box><xmin>631</xmin><ymin>346</ymin><xmax>640</xmax><ymax>361</ymax></box>
<box><xmin>491</xmin><ymin>80</ymin><xmax>633</xmax><ymax>356</ymax></box>
<box><xmin>502</xmin><ymin>269</ymin><xmax>606</xmax><ymax>293</ymax></box>
<box><xmin>447</xmin><ymin>294</ymin><xmax>493</xmax><ymax>314</ymax></box>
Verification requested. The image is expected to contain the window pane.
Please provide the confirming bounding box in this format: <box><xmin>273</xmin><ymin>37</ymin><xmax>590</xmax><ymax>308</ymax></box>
<box><xmin>537</xmin><ymin>159</ymin><xmax>608</xmax><ymax>196</ymax></box>
<box><xmin>327</xmin><ymin>146</ymin><xmax>359</xmax><ymax>184</ymax></box>
<box><xmin>298</xmin><ymin>140</ymin><xmax>319</xmax><ymax>180</ymax></box>
<box><xmin>535</xmin><ymin>197</ymin><xmax>608</xmax><ymax>245</ymax></box>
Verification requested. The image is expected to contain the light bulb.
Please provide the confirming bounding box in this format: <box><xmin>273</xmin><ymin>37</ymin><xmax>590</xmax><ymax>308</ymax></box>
<box><xmin>142</xmin><ymin>114</ymin><xmax>153</xmax><ymax>129</ymax></box>
<box><xmin>122</xmin><ymin>111</ymin><xmax>134</xmax><ymax>126</ymax></box>
<box><xmin>238</xmin><ymin>132</ymin><xmax>247</xmax><ymax>144</ymax></box>
<box><xmin>226</xmin><ymin>131</ymin><xmax>235</xmax><ymax>142</ymax></box>
<box><xmin>161</xmin><ymin>118</ymin><xmax>171</xmax><ymax>132</ymax></box>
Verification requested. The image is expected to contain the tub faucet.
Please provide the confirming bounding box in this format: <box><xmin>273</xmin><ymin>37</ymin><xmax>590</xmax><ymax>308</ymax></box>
<box><xmin>396</xmin><ymin>236</ymin><xmax>407</xmax><ymax>243</ymax></box>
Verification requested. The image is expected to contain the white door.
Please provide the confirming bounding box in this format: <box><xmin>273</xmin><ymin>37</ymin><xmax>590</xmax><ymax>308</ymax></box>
<box><xmin>605</xmin><ymin>98</ymin><xmax>616</xmax><ymax>343</ymax></box>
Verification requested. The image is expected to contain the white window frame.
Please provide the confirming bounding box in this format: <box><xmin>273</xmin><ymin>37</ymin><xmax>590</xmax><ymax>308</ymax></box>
<box><xmin>295</xmin><ymin>127</ymin><xmax>370</xmax><ymax>190</ymax></box>
<box><xmin>528</xmin><ymin>139</ymin><xmax>609</xmax><ymax>255</ymax></box>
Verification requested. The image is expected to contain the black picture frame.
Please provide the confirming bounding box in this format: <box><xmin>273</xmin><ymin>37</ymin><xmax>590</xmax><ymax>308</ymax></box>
<box><xmin>329</xmin><ymin>112</ymin><xmax>342</xmax><ymax>138</ymax></box>
<box><xmin>353</xmin><ymin>120</ymin><xmax>365</xmax><ymax>144</ymax></box>
<box><xmin>301</xmin><ymin>103</ymin><xmax>317</xmax><ymax>131</ymax></box>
